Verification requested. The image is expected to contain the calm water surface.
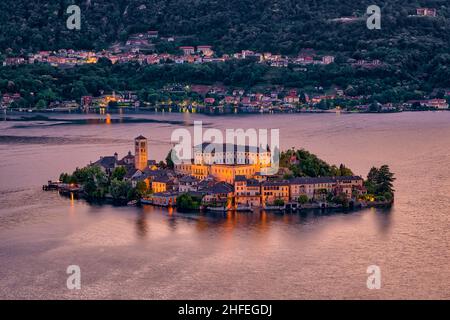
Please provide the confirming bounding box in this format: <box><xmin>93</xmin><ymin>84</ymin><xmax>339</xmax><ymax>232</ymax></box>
<box><xmin>0</xmin><ymin>111</ymin><xmax>449</xmax><ymax>299</ymax></box>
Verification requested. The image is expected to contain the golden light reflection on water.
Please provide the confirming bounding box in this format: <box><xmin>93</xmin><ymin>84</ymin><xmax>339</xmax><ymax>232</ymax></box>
<box><xmin>62</xmin><ymin>197</ymin><xmax>393</xmax><ymax>246</ymax></box>
<box><xmin>67</xmin><ymin>192</ymin><xmax>76</xmax><ymax>217</ymax></box>
<box><xmin>195</xmin><ymin>215</ymin><xmax>209</xmax><ymax>232</ymax></box>
<box><xmin>133</xmin><ymin>209</ymin><xmax>291</xmax><ymax>236</ymax></box>
<box><xmin>257</xmin><ymin>211</ymin><xmax>269</xmax><ymax>233</ymax></box>
<box><xmin>182</xmin><ymin>110</ymin><xmax>191</xmax><ymax>126</ymax></box>
<box><xmin>223</xmin><ymin>211</ymin><xmax>236</xmax><ymax>234</ymax></box>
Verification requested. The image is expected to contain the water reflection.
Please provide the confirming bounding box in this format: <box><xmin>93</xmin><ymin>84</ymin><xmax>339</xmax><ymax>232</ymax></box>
<box><xmin>135</xmin><ymin>211</ymin><xmax>149</xmax><ymax>238</ymax></box>
<box><xmin>373</xmin><ymin>206</ymin><xmax>393</xmax><ymax>234</ymax></box>
<box><xmin>2</xmin><ymin>111</ymin><xmax>445</xmax><ymax>299</ymax></box>
<box><xmin>167</xmin><ymin>211</ymin><xmax>178</xmax><ymax>231</ymax></box>
<box><xmin>182</xmin><ymin>111</ymin><xmax>191</xmax><ymax>127</ymax></box>
<box><xmin>5</xmin><ymin>113</ymin><xmax>187</xmax><ymax>127</ymax></box>
<box><xmin>133</xmin><ymin>205</ymin><xmax>391</xmax><ymax>238</ymax></box>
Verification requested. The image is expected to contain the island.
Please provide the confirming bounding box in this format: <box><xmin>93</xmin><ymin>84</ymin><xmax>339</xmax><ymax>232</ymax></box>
<box><xmin>45</xmin><ymin>135</ymin><xmax>395</xmax><ymax>213</ymax></box>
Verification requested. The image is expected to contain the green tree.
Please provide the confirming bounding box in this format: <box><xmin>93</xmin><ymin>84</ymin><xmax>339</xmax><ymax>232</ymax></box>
<box><xmin>111</xmin><ymin>166</ymin><xmax>127</xmax><ymax>181</ymax></box>
<box><xmin>298</xmin><ymin>195</ymin><xmax>309</xmax><ymax>204</ymax></box>
<box><xmin>84</xmin><ymin>178</ymin><xmax>100</xmax><ymax>199</ymax></box>
<box><xmin>109</xmin><ymin>179</ymin><xmax>132</xmax><ymax>201</ymax></box>
<box><xmin>377</xmin><ymin>165</ymin><xmax>396</xmax><ymax>196</ymax></box>
<box><xmin>369</xmin><ymin>102</ymin><xmax>381</xmax><ymax>113</ymax></box>
<box><xmin>365</xmin><ymin>165</ymin><xmax>395</xmax><ymax>199</ymax></box>
<box><xmin>338</xmin><ymin>164</ymin><xmax>353</xmax><ymax>176</ymax></box>
<box><xmin>177</xmin><ymin>193</ymin><xmax>201</xmax><ymax>211</ymax></box>
<box><xmin>383</xmin><ymin>192</ymin><xmax>393</xmax><ymax>202</ymax></box>
<box><xmin>59</xmin><ymin>172</ymin><xmax>77</xmax><ymax>184</ymax></box>
<box><xmin>165</xmin><ymin>150</ymin><xmax>175</xmax><ymax>169</ymax></box>
<box><xmin>280</xmin><ymin>148</ymin><xmax>346</xmax><ymax>178</ymax></box>
<box><xmin>333</xmin><ymin>192</ymin><xmax>350</xmax><ymax>208</ymax></box>
<box><xmin>36</xmin><ymin>99</ymin><xmax>47</xmax><ymax>109</ymax></box>
<box><xmin>73</xmin><ymin>166</ymin><xmax>108</xmax><ymax>199</ymax></box>
<box><xmin>36</xmin><ymin>88</ymin><xmax>57</xmax><ymax>103</ymax></box>
<box><xmin>10</xmin><ymin>98</ymin><xmax>27</xmax><ymax>109</ymax></box>
<box><xmin>273</xmin><ymin>199</ymin><xmax>285</xmax><ymax>206</ymax></box>
<box><xmin>135</xmin><ymin>180</ymin><xmax>149</xmax><ymax>198</ymax></box>
<box><xmin>59</xmin><ymin>173</ymin><xmax>69</xmax><ymax>183</ymax></box>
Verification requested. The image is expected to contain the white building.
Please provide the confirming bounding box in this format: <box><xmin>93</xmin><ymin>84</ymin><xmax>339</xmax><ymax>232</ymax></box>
<box><xmin>193</xmin><ymin>143</ymin><xmax>271</xmax><ymax>167</ymax></box>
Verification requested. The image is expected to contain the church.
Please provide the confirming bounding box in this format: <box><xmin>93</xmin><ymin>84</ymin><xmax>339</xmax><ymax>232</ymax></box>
<box><xmin>91</xmin><ymin>135</ymin><xmax>157</xmax><ymax>178</ymax></box>
<box><xmin>175</xmin><ymin>142</ymin><xmax>272</xmax><ymax>184</ymax></box>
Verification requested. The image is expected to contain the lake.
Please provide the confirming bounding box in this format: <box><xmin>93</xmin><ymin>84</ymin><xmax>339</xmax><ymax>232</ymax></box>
<box><xmin>0</xmin><ymin>111</ymin><xmax>449</xmax><ymax>299</ymax></box>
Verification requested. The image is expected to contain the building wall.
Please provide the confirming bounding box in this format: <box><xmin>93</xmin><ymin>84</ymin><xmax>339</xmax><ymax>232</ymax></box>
<box><xmin>261</xmin><ymin>185</ymin><xmax>290</xmax><ymax>205</ymax></box>
<box><xmin>135</xmin><ymin>137</ymin><xmax>148</xmax><ymax>171</ymax></box>
<box><xmin>290</xmin><ymin>179</ymin><xmax>364</xmax><ymax>201</ymax></box>
<box><xmin>151</xmin><ymin>181</ymin><xmax>167</xmax><ymax>193</ymax></box>
<box><xmin>203</xmin><ymin>192</ymin><xmax>233</xmax><ymax>207</ymax></box>
<box><xmin>194</xmin><ymin>150</ymin><xmax>271</xmax><ymax>167</ymax></box>
<box><xmin>211</xmin><ymin>164</ymin><xmax>257</xmax><ymax>184</ymax></box>
<box><xmin>235</xmin><ymin>196</ymin><xmax>261</xmax><ymax>207</ymax></box>
<box><xmin>290</xmin><ymin>184</ymin><xmax>315</xmax><ymax>200</ymax></box>
<box><xmin>192</xmin><ymin>164</ymin><xmax>210</xmax><ymax>180</ymax></box>
<box><xmin>174</xmin><ymin>163</ymin><xmax>192</xmax><ymax>175</ymax></box>
<box><xmin>235</xmin><ymin>181</ymin><xmax>260</xmax><ymax>207</ymax></box>
<box><xmin>290</xmin><ymin>182</ymin><xmax>334</xmax><ymax>201</ymax></box>
<box><xmin>179</xmin><ymin>183</ymin><xmax>198</xmax><ymax>193</ymax></box>
<box><xmin>151</xmin><ymin>195</ymin><xmax>177</xmax><ymax>206</ymax></box>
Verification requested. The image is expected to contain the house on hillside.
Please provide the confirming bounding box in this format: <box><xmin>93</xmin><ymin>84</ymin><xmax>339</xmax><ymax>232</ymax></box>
<box><xmin>416</xmin><ymin>8</ymin><xmax>436</xmax><ymax>17</ymax></box>
<box><xmin>179</xmin><ymin>46</ymin><xmax>195</xmax><ymax>55</ymax></box>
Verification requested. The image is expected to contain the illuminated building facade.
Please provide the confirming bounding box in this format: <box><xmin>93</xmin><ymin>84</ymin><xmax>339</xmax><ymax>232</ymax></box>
<box><xmin>134</xmin><ymin>135</ymin><xmax>148</xmax><ymax>171</ymax></box>
<box><xmin>174</xmin><ymin>143</ymin><xmax>271</xmax><ymax>184</ymax></box>
<box><xmin>193</xmin><ymin>143</ymin><xmax>271</xmax><ymax>168</ymax></box>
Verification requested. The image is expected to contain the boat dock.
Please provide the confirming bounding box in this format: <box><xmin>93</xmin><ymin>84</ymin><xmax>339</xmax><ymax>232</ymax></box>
<box><xmin>43</xmin><ymin>181</ymin><xmax>81</xmax><ymax>195</ymax></box>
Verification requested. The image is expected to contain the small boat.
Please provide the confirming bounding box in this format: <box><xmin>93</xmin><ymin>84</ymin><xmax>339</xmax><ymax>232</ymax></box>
<box><xmin>127</xmin><ymin>200</ymin><xmax>138</xmax><ymax>206</ymax></box>
<box><xmin>206</xmin><ymin>206</ymin><xmax>229</xmax><ymax>212</ymax></box>
<box><xmin>43</xmin><ymin>180</ymin><xmax>62</xmax><ymax>191</ymax></box>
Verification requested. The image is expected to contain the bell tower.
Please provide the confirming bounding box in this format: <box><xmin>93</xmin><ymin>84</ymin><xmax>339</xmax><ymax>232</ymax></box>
<box><xmin>135</xmin><ymin>135</ymin><xmax>148</xmax><ymax>171</ymax></box>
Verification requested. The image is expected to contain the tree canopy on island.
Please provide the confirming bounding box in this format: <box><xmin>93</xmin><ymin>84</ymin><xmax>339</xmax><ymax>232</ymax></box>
<box><xmin>364</xmin><ymin>165</ymin><xmax>396</xmax><ymax>201</ymax></box>
<box><xmin>176</xmin><ymin>193</ymin><xmax>202</xmax><ymax>211</ymax></box>
<box><xmin>280</xmin><ymin>148</ymin><xmax>354</xmax><ymax>177</ymax></box>
<box><xmin>59</xmin><ymin>165</ymin><xmax>138</xmax><ymax>202</ymax></box>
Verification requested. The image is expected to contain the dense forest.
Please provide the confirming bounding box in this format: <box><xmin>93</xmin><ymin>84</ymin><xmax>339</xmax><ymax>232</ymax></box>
<box><xmin>1</xmin><ymin>0</ymin><xmax>449</xmax><ymax>107</ymax></box>
<box><xmin>1</xmin><ymin>0</ymin><xmax>449</xmax><ymax>55</ymax></box>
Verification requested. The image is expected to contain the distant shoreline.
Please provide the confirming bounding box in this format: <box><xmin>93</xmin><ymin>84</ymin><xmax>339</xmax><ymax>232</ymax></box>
<box><xmin>2</xmin><ymin>108</ymin><xmax>448</xmax><ymax>118</ymax></box>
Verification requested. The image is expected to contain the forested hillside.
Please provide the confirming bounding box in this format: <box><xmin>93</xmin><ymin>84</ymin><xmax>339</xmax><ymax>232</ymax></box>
<box><xmin>1</xmin><ymin>0</ymin><xmax>449</xmax><ymax>108</ymax></box>
<box><xmin>1</xmin><ymin>0</ymin><xmax>449</xmax><ymax>55</ymax></box>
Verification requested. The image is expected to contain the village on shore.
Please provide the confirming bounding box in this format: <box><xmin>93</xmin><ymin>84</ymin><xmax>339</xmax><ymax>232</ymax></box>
<box><xmin>4</xmin><ymin>86</ymin><xmax>448</xmax><ymax>115</ymax></box>
<box><xmin>2</xmin><ymin>8</ymin><xmax>440</xmax><ymax>69</ymax></box>
<box><xmin>46</xmin><ymin>136</ymin><xmax>395</xmax><ymax>212</ymax></box>
<box><xmin>2</xmin><ymin>6</ymin><xmax>449</xmax><ymax>115</ymax></box>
